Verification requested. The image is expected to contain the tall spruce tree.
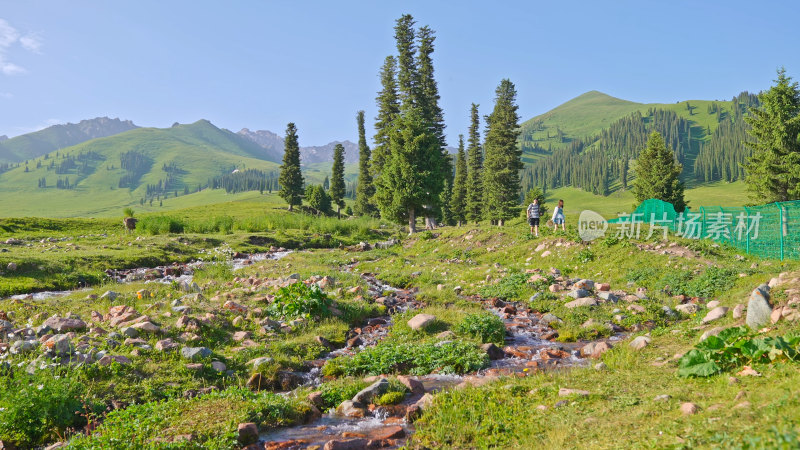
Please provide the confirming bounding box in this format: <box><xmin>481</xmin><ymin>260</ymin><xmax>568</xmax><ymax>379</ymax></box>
<box><xmin>465</xmin><ymin>103</ymin><xmax>484</xmax><ymax>223</ymax></box>
<box><xmin>416</xmin><ymin>24</ymin><xmax>449</xmax><ymax>228</ymax></box>
<box><xmin>330</xmin><ymin>143</ymin><xmax>346</xmax><ymax>217</ymax></box>
<box><xmin>743</xmin><ymin>68</ymin><xmax>800</xmax><ymax>202</ymax></box>
<box><xmin>375</xmin><ymin>105</ymin><xmax>437</xmax><ymax>234</ymax></box>
<box><xmin>278</xmin><ymin>122</ymin><xmax>304</xmax><ymax>211</ymax></box>
<box><xmin>482</xmin><ymin>80</ymin><xmax>523</xmax><ymax>226</ymax></box>
<box><xmin>394</xmin><ymin>14</ymin><xmax>418</xmax><ymax>103</ymax></box>
<box><xmin>439</xmin><ymin>170</ymin><xmax>454</xmax><ymax>226</ymax></box>
<box><xmin>371</xmin><ymin>56</ymin><xmax>400</xmax><ymax>179</ymax></box>
<box><xmin>374</xmin><ymin>14</ymin><xmax>446</xmax><ymax>233</ymax></box>
<box><xmin>354</xmin><ymin>111</ymin><xmax>376</xmax><ymax>216</ymax></box>
<box><xmin>450</xmin><ymin>134</ymin><xmax>468</xmax><ymax>226</ymax></box>
<box><xmin>632</xmin><ymin>131</ymin><xmax>686</xmax><ymax>211</ymax></box>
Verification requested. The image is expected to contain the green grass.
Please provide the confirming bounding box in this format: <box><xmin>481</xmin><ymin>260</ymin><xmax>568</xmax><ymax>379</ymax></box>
<box><xmin>1</xmin><ymin>196</ymin><xmax>799</xmax><ymax>448</ymax></box>
<box><xmin>67</xmin><ymin>387</ymin><xmax>312</xmax><ymax>449</ymax></box>
<box><xmin>546</xmin><ymin>181</ymin><xmax>750</xmax><ymax>222</ymax></box>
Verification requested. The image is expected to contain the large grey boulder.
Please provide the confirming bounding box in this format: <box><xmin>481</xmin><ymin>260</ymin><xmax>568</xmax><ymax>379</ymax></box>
<box><xmin>352</xmin><ymin>378</ymin><xmax>389</xmax><ymax>404</ymax></box>
<box><xmin>746</xmin><ymin>284</ymin><xmax>772</xmax><ymax>330</ymax></box>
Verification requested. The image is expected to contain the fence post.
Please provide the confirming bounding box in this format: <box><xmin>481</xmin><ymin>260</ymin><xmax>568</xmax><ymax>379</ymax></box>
<box><xmin>779</xmin><ymin>202</ymin><xmax>785</xmax><ymax>261</ymax></box>
<box><xmin>744</xmin><ymin>206</ymin><xmax>750</xmax><ymax>255</ymax></box>
<box><xmin>700</xmin><ymin>206</ymin><xmax>706</xmax><ymax>238</ymax></box>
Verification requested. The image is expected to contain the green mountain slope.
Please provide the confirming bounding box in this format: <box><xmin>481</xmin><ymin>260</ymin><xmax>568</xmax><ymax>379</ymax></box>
<box><xmin>0</xmin><ymin>117</ymin><xmax>139</xmax><ymax>163</ymax></box>
<box><xmin>519</xmin><ymin>90</ymin><xmax>758</xmax><ymax>199</ymax></box>
<box><xmin>521</xmin><ymin>91</ymin><xmax>642</xmax><ymax>146</ymax></box>
<box><xmin>520</xmin><ymin>90</ymin><xmax>742</xmax><ymax>158</ymax></box>
<box><xmin>0</xmin><ymin>120</ymin><xmax>282</xmax><ymax>217</ymax></box>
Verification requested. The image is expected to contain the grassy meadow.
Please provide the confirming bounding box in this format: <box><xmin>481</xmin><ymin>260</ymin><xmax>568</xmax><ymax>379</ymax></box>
<box><xmin>1</xmin><ymin>192</ymin><xmax>799</xmax><ymax>448</ymax></box>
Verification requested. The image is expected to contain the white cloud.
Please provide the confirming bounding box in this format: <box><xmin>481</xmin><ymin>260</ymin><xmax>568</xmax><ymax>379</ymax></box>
<box><xmin>0</xmin><ymin>55</ymin><xmax>25</xmax><ymax>75</ymax></box>
<box><xmin>0</xmin><ymin>18</ymin><xmax>43</xmax><ymax>76</ymax></box>
<box><xmin>20</xmin><ymin>33</ymin><xmax>42</xmax><ymax>53</ymax></box>
<box><xmin>0</xmin><ymin>19</ymin><xmax>19</xmax><ymax>48</ymax></box>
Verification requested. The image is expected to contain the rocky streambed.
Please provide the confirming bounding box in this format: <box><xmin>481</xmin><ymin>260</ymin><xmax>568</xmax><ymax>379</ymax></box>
<box><xmin>256</xmin><ymin>269</ymin><xmax>625</xmax><ymax>450</ymax></box>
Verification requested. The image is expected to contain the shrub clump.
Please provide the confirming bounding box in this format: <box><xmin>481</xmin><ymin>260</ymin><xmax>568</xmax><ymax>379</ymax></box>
<box><xmin>479</xmin><ymin>272</ymin><xmax>530</xmax><ymax>300</ymax></box>
<box><xmin>319</xmin><ymin>378</ymin><xmax>369</xmax><ymax>410</ymax></box>
<box><xmin>0</xmin><ymin>371</ymin><xmax>98</xmax><ymax>448</ymax></box>
<box><xmin>454</xmin><ymin>313</ymin><xmax>506</xmax><ymax>345</ymax></box>
<box><xmin>375</xmin><ymin>391</ymin><xmax>407</xmax><ymax>406</ymax></box>
<box><xmin>322</xmin><ymin>341</ymin><xmax>488</xmax><ymax>377</ymax></box>
<box><xmin>268</xmin><ymin>283</ymin><xmax>332</xmax><ymax>321</ymax></box>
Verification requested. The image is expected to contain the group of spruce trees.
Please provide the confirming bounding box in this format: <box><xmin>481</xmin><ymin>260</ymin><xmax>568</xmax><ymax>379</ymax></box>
<box><xmin>277</xmin><ymin>15</ymin><xmax>524</xmax><ymax>233</ymax></box>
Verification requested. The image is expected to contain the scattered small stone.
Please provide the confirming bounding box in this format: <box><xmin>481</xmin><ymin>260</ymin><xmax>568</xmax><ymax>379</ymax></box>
<box><xmin>233</xmin><ymin>331</ymin><xmax>252</xmax><ymax>342</ymax></box>
<box><xmin>558</xmin><ymin>388</ymin><xmax>589</xmax><ymax>397</ymax></box>
<box><xmin>737</xmin><ymin>365</ymin><xmax>761</xmax><ymax>377</ymax></box>
<box><xmin>627</xmin><ymin>304</ymin><xmax>646</xmax><ymax>314</ymax></box>
<box><xmin>210</xmin><ymin>361</ymin><xmax>227</xmax><ymax>373</ymax></box>
<box><xmin>397</xmin><ymin>375</ymin><xmax>425</xmax><ymax>395</ymax></box>
<box><xmin>481</xmin><ymin>343</ymin><xmax>505</xmax><ymax>360</ymax></box>
<box><xmin>100</xmin><ymin>291</ymin><xmax>119</xmax><ymax>300</ymax></box>
<box><xmin>680</xmin><ymin>402</ymin><xmax>698</xmax><ymax>415</ymax></box>
<box><xmin>706</xmin><ymin>300</ymin><xmax>721</xmax><ymax>309</ymax></box>
<box><xmin>675</xmin><ymin>303</ymin><xmax>700</xmax><ymax>315</ymax></box>
<box><xmin>407</xmin><ymin>313</ymin><xmax>436</xmax><ymax>330</ymax></box>
<box><xmin>237</xmin><ymin>422</ymin><xmax>259</xmax><ymax>446</ymax></box>
<box><xmin>155</xmin><ymin>339</ymin><xmax>179</xmax><ymax>352</ymax></box>
<box><xmin>336</xmin><ymin>400</ymin><xmax>366</xmax><ymax>418</ymax></box>
<box><xmin>564</xmin><ymin>298</ymin><xmax>597</xmax><ymax>308</ymax></box>
<box><xmin>97</xmin><ymin>355</ymin><xmax>132</xmax><ymax>366</ymax></box>
<box><xmin>251</xmin><ymin>357</ymin><xmax>274</xmax><ymax>371</ymax></box>
<box><xmin>629</xmin><ymin>335</ymin><xmax>651</xmax><ymax>351</ymax></box>
<box><xmin>568</xmin><ymin>289</ymin><xmax>591</xmax><ymax>299</ymax></box>
<box><xmin>436</xmin><ymin>330</ymin><xmax>456</xmax><ymax>340</ymax></box>
<box><xmin>702</xmin><ymin>306</ymin><xmax>729</xmax><ymax>324</ymax></box>
<box><xmin>771</xmin><ymin>307</ymin><xmax>783</xmax><ymax>324</ymax></box>
<box><xmin>699</xmin><ymin>327</ymin><xmax>725</xmax><ymax>342</ymax></box>
<box><xmin>181</xmin><ymin>347</ymin><xmax>211</xmax><ymax>361</ymax></box>
<box><xmin>539</xmin><ymin>313</ymin><xmax>562</xmax><ymax>326</ymax></box>
<box><xmin>654</xmin><ymin>394</ymin><xmax>671</xmax><ymax>402</ymax></box>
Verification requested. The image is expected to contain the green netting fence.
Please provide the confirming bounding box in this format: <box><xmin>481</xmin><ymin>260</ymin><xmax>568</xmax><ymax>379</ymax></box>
<box><xmin>607</xmin><ymin>198</ymin><xmax>800</xmax><ymax>260</ymax></box>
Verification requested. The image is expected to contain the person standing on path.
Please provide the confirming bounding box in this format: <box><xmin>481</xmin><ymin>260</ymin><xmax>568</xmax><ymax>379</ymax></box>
<box><xmin>526</xmin><ymin>198</ymin><xmax>541</xmax><ymax>237</ymax></box>
<box><xmin>552</xmin><ymin>199</ymin><xmax>565</xmax><ymax>232</ymax></box>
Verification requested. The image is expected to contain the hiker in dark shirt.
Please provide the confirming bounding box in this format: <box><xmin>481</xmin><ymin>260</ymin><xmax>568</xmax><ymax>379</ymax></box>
<box><xmin>526</xmin><ymin>198</ymin><xmax>541</xmax><ymax>237</ymax></box>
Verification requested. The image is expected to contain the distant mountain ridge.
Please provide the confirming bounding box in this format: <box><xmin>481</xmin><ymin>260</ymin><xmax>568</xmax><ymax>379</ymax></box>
<box><xmin>237</xmin><ymin>128</ymin><xmax>358</xmax><ymax>164</ymax></box>
<box><xmin>0</xmin><ymin>117</ymin><xmax>139</xmax><ymax>163</ymax></box>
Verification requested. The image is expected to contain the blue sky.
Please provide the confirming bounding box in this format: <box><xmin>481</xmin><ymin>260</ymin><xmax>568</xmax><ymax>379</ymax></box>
<box><xmin>0</xmin><ymin>0</ymin><xmax>798</xmax><ymax>146</ymax></box>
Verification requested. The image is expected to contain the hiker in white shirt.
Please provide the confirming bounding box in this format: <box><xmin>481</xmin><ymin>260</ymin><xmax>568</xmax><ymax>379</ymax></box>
<box><xmin>552</xmin><ymin>199</ymin><xmax>565</xmax><ymax>232</ymax></box>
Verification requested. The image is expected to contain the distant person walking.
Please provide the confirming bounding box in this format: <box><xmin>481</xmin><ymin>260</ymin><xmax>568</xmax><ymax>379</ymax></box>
<box><xmin>552</xmin><ymin>199</ymin><xmax>565</xmax><ymax>232</ymax></box>
<box><xmin>526</xmin><ymin>198</ymin><xmax>541</xmax><ymax>237</ymax></box>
